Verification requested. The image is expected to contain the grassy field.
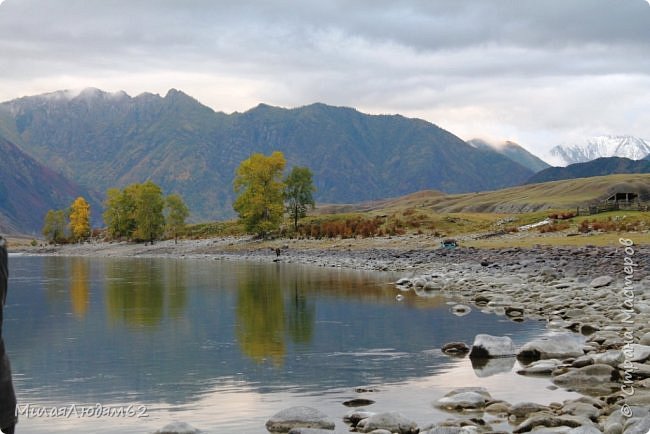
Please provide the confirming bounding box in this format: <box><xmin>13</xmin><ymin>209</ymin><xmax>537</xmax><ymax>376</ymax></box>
<box><xmin>20</xmin><ymin>174</ymin><xmax>646</xmax><ymax>249</ymax></box>
<box><xmin>177</xmin><ymin>174</ymin><xmax>650</xmax><ymax>247</ymax></box>
<box><xmin>317</xmin><ymin>173</ymin><xmax>650</xmax><ymax>214</ymax></box>
<box><xmin>295</xmin><ymin>174</ymin><xmax>650</xmax><ymax>247</ymax></box>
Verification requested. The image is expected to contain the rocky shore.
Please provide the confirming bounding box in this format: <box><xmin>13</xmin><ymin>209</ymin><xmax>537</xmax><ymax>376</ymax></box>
<box><xmin>17</xmin><ymin>237</ymin><xmax>650</xmax><ymax>434</ymax></box>
<box><xmin>261</xmin><ymin>242</ymin><xmax>650</xmax><ymax>434</ymax></box>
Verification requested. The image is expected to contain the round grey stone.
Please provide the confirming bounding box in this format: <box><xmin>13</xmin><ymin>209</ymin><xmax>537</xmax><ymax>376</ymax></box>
<box><xmin>469</xmin><ymin>334</ymin><xmax>516</xmax><ymax>358</ymax></box>
<box><xmin>266</xmin><ymin>407</ymin><xmax>335</xmax><ymax>432</ymax></box>
<box><xmin>590</xmin><ymin>275</ymin><xmax>613</xmax><ymax>288</ymax></box>
<box><xmin>153</xmin><ymin>422</ymin><xmax>202</xmax><ymax>434</ymax></box>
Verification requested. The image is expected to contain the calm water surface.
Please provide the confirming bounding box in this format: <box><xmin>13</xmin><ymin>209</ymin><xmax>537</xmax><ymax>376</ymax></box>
<box><xmin>5</xmin><ymin>256</ymin><xmax>577</xmax><ymax>433</ymax></box>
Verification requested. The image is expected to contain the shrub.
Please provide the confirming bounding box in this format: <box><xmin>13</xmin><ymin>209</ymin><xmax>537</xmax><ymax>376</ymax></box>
<box><xmin>538</xmin><ymin>222</ymin><xmax>569</xmax><ymax>233</ymax></box>
<box><xmin>298</xmin><ymin>216</ymin><xmax>383</xmax><ymax>239</ymax></box>
<box><xmin>578</xmin><ymin>220</ymin><xmax>590</xmax><ymax>233</ymax></box>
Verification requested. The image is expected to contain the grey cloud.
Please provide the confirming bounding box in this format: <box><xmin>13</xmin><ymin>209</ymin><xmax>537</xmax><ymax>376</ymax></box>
<box><xmin>1</xmin><ymin>0</ymin><xmax>650</xmax><ymax>155</ymax></box>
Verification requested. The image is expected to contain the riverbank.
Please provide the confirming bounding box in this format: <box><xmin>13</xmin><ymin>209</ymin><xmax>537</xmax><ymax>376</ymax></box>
<box><xmin>12</xmin><ymin>236</ymin><xmax>650</xmax><ymax>433</ymax></box>
<box><xmin>10</xmin><ymin>233</ymin><xmax>650</xmax><ymax>272</ymax></box>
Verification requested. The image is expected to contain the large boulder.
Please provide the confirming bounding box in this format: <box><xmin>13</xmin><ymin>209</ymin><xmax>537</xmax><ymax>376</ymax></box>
<box><xmin>566</xmin><ymin>426</ymin><xmax>602</xmax><ymax>434</ymax></box>
<box><xmin>513</xmin><ymin>415</ymin><xmax>594</xmax><ymax>433</ymax></box>
<box><xmin>517</xmin><ymin>359</ymin><xmax>563</xmax><ymax>375</ymax></box>
<box><xmin>640</xmin><ymin>332</ymin><xmax>650</xmax><ymax>346</ymax></box>
<box><xmin>441</xmin><ymin>342</ymin><xmax>470</xmax><ymax>355</ymax></box>
<box><xmin>153</xmin><ymin>422</ymin><xmax>202</xmax><ymax>434</ymax></box>
<box><xmin>266</xmin><ymin>407</ymin><xmax>335</xmax><ymax>432</ymax></box>
<box><xmin>425</xmin><ymin>427</ymin><xmax>475</xmax><ymax>434</ymax></box>
<box><xmin>623</xmin><ymin>414</ymin><xmax>650</xmax><ymax>434</ymax></box>
<box><xmin>592</xmin><ymin>350</ymin><xmax>625</xmax><ymax>367</ymax></box>
<box><xmin>590</xmin><ymin>276</ymin><xmax>613</xmax><ymax>288</ymax></box>
<box><xmin>343</xmin><ymin>409</ymin><xmax>374</xmax><ymax>427</ymax></box>
<box><xmin>517</xmin><ymin>334</ymin><xmax>584</xmax><ymax>361</ymax></box>
<box><xmin>434</xmin><ymin>388</ymin><xmax>491</xmax><ymax>411</ymax></box>
<box><xmin>618</xmin><ymin>362</ymin><xmax>650</xmax><ymax>378</ymax></box>
<box><xmin>469</xmin><ymin>334</ymin><xmax>516</xmax><ymax>358</ymax></box>
<box><xmin>288</xmin><ymin>429</ymin><xmax>337</xmax><ymax>434</ymax></box>
<box><xmin>625</xmin><ymin>344</ymin><xmax>650</xmax><ymax>362</ymax></box>
<box><xmin>356</xmin><ymin>412</ymin><xmax>418</xmax><ymax>433</ymax></box>
<box><xmin>509</xmin><ymin>402</ymin><xmax>550</xmax><ymax>419</ymax></box>
<box><xmin>552</xmin><ymin>364</ymin><xmax>620</xmax><ymax>393</ymax></box>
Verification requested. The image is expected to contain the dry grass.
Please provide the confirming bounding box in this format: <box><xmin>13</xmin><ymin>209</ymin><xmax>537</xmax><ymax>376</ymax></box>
<box><xmin>315</xmin><ymin>174</ymin><xmax>650</xmax><ymax>215</ymax></box>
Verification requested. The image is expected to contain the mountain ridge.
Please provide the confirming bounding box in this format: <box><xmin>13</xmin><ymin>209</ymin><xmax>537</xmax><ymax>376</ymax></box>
<box><xmin>0</xmin><ymin>135</ymin><xmax>101</xmax><ymax>235</ymax></box>
<box><xmin>549</xmin><ymin>135</ymin><xmax>650</xmax><ymax>166</ymax></box>
<box><xmin>526</xmin><ymin>156</ymin><xmax>650</xmax><ymax>185</ymax></box>
<box><xmin>0</xmin><ymin>88</ymin><xmax>535</xmax><ymax>221</ymax></box>
<box><xmin>467</xmin><ymin>138</ymin><xmax>550</xmax><ymax>173</ymax></box>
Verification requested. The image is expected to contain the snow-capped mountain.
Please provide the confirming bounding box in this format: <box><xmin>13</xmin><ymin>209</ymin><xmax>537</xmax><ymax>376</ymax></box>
<box><xmin>550</xmin><ymin>135</ymin><xmax>650</xmax><ymax>166</ymax></box>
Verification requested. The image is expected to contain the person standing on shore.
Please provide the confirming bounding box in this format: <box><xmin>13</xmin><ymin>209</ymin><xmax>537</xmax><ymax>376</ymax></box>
<box><xmin>0</xmin><ymin>236</ymin><xmax>17</xmax><ymax>434</ymax></box>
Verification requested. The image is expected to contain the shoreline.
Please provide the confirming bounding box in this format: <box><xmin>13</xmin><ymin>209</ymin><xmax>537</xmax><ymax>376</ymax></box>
<box><xmin>12</xmin><ymin>236</ymin><xmax>650</xmax><ymax>433</ymax></box>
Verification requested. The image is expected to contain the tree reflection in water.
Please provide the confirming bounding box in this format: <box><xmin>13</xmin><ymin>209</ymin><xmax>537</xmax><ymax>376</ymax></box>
<box><xmin>286</xmin><ymin>281</ymin><xmax>314</xmax><ymax>345</ymax></box>
<box><xmin>236</xmin><ymin>267</ymin><xmax>286</xmax><ymax>365</ymax></box>
<box><xmin>43</xmin><ymin>256</ymin><xmax>68</xmax><ymax>301</ymax></box>
<box><xmin>69</xmin><ymin>258</ymin><xmax>90</xmax><ymax>318</ymax></box>
<box><xmin>106</xmin><ymin>259</ymin><xmax>165</xmax><ymax>328</ymax></box>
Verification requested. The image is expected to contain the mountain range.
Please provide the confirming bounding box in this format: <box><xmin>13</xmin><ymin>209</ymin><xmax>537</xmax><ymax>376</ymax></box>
<box><xmin>0</xmin><ymin>135</ymin><xmax>100</xmax><ymax>234</ymax></box>
<box><xmin>467</xmin><ymin>139</ymin><xmax>550</xmax><ymax>173</ymax></box>
<box><xmin>526</xmin><ymin>157</ymin><xmax>650</xmax><ymax>185</ymax></box>
<box><xmin>0</xmin><ymin>88</ymin><xmax>541</xmax><ymax>231</ymax></box>
<box><xmin>549</xmin><ymin>135</ymin><xmax>650</xmax><ymax>166</ymax></box>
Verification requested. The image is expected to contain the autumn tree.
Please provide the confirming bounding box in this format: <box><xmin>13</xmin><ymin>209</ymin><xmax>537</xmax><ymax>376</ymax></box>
<box><xmin>165</xmin><ymin>193</ymin><xmax>190</xmax><ymax>244</ymax></box>
<box><xmin>233</xmin><ymin>151</ymin><xmax>286</xmax><ymax>237</ymax></box>
<box><xmin>285</xmin><ymin>166</ymin><xmax>316</xmax><ymax>231</ymax></box>
<box><xmin>69</xmin><ymin>196</ymin><xmax>91</xmax><ymax>241</ymax></box>
<box><xmin>131</xmin><ymin>181</ymin><xmax>165</xmax><ymax>244</ymax></box>
<box><xmin>104</xmin><ymin>181</ymin><xmax>167</xmax><ymax>243</ymax></box>
<box><xmin>42</xmin><ymin>209</ymin><xmax>67</xmax><ymax>243</ymax></box>
<box><xmin>103</xmin><ymin>188</ymin><xmax>136</xmax><ymax>239</ymax></box>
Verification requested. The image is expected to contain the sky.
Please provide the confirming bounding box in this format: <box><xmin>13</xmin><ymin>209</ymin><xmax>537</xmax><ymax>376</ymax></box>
<box><xmin>1</xmin><ymin>0</ymin><xmax>650</xmax><ymax>162</ymax></box>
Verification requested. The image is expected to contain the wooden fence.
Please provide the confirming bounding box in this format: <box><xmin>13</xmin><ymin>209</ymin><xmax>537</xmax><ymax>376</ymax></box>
<box><xmin>576</xmin><ymin>201</ymin><xmax>649</xmax><ymax>216</ymax></box>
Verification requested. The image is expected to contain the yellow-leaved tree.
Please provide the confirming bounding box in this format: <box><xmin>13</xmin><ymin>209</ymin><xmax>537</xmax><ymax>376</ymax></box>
<box><xmin>69</xmin><ymin>196</ymin><xmax>91</xmax><ymax>241</ymax></box>
<box><xmin>233</xmin><ymin>151</ymin><xmax>286</xmax><ymax>237</ymax></box>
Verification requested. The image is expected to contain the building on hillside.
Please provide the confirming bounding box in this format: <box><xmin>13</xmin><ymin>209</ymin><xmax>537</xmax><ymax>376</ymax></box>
<box><xmin>605</xmin><ymin>192</ymin><xmax>638</xmax><ymax>205</ymax></box>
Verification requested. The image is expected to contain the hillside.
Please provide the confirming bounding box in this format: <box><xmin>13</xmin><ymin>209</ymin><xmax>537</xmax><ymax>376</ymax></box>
<box><xmin>526</xmin><ymin>157</ymin><xmax>650</xmax><ymax>184</ymax></box>
<box><xmin>0</xmin><ymin>136</ymin><xmax>100</xmax><ymax>235</ymax></box>
<box><xmin>467</xmin><ymin>139</ymin><xmax>550</xmax><ymax>173</ymax></box>
<box><xmin>316</xmin><ymin>174</ymin><xmax>650</xmax><ymax>215</ymax></box>
<box><xmin>0</xmin><ymin>88</ymin><xmax>534</xmax><ymax>221</ymax></box>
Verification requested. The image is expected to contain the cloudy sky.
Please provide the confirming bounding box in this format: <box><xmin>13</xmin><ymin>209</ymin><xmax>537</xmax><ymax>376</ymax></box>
<box><xmin>1</xmin><ymin>0</ymin><xmax>649</xmax><ymax>161</ymax></box>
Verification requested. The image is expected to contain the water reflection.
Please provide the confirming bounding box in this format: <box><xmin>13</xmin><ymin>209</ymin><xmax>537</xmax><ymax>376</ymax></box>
<box><xmin>236</xmin><ymin>267</ymin><xmax>287</xmax><ymax>365</ymax></box>
<box><xmin>286</xmin><ymin>282</ymin><xmax>315</xmax><ymax>345</ymax></box>
<box><xmin>235</xmin><ymin>267</ymin><xmax>318</xmax><ymax>364</ymax></box>
<box><xmin>471</xmin><ymin>356</ymin><xmax>516</xmax><ymax>377</ymax></box>
<box><xmin>105</xmin><ymin>259</ymin><xmax>166</xmax><ymax>327</ymax></box>
<box><xmin>43</xmin><ymin>257</ymin><xmax>68</xmax><ymax>301</ymax></box>
<box><xmin>69</xmin><ymin>258</ymin><xmax>89</xmax><ymax>318</ymax></box>
<box><xmin>164</xmin><ymin>260</ymin><xmax>187</xmax><ymax>318</ymax></box>
<box><xmin>4</xmin><ymin>257</ymin><xmax>556</xmax><ymax>434</ymax></box>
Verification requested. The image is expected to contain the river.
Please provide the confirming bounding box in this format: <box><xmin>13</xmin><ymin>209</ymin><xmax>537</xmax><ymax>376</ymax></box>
<box><xmin>5</xmin><ymin>256</ymin><xmax>577</xmax><ymax>433</ymax></box>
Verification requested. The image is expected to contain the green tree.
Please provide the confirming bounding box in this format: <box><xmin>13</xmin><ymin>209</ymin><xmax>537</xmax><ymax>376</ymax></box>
<box><xmin>103</xmin><ymin>188</ymin><xmax>136</xmax><ymax>239</ymax></box>
<box><xmin>69</xmin><ymin>196</ymin><xmax>91</xmax><ymax>241</ymax></box>
<box><xmin>165</xmin><ymin>193</ymin><xmax>190</xmax><ymax>244</ymax></box>
<box><xmin>285</xmin><ymin>166</ymin><xmax>316</xmax><ymax>231</ymax></box>
<box><xmin>233</xmin><ymin>151</ymin><xmax>286</xmax><ymax>237</ymax></box>
<box><xmin>42</xmin><ymin>209</ymin><xmax>67</xmax><ymax>243</ymax></box>
<box><xmin>131</xmin><ymin>181</ymin><xmax>165</xmax><ymax>244</ymax></box>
